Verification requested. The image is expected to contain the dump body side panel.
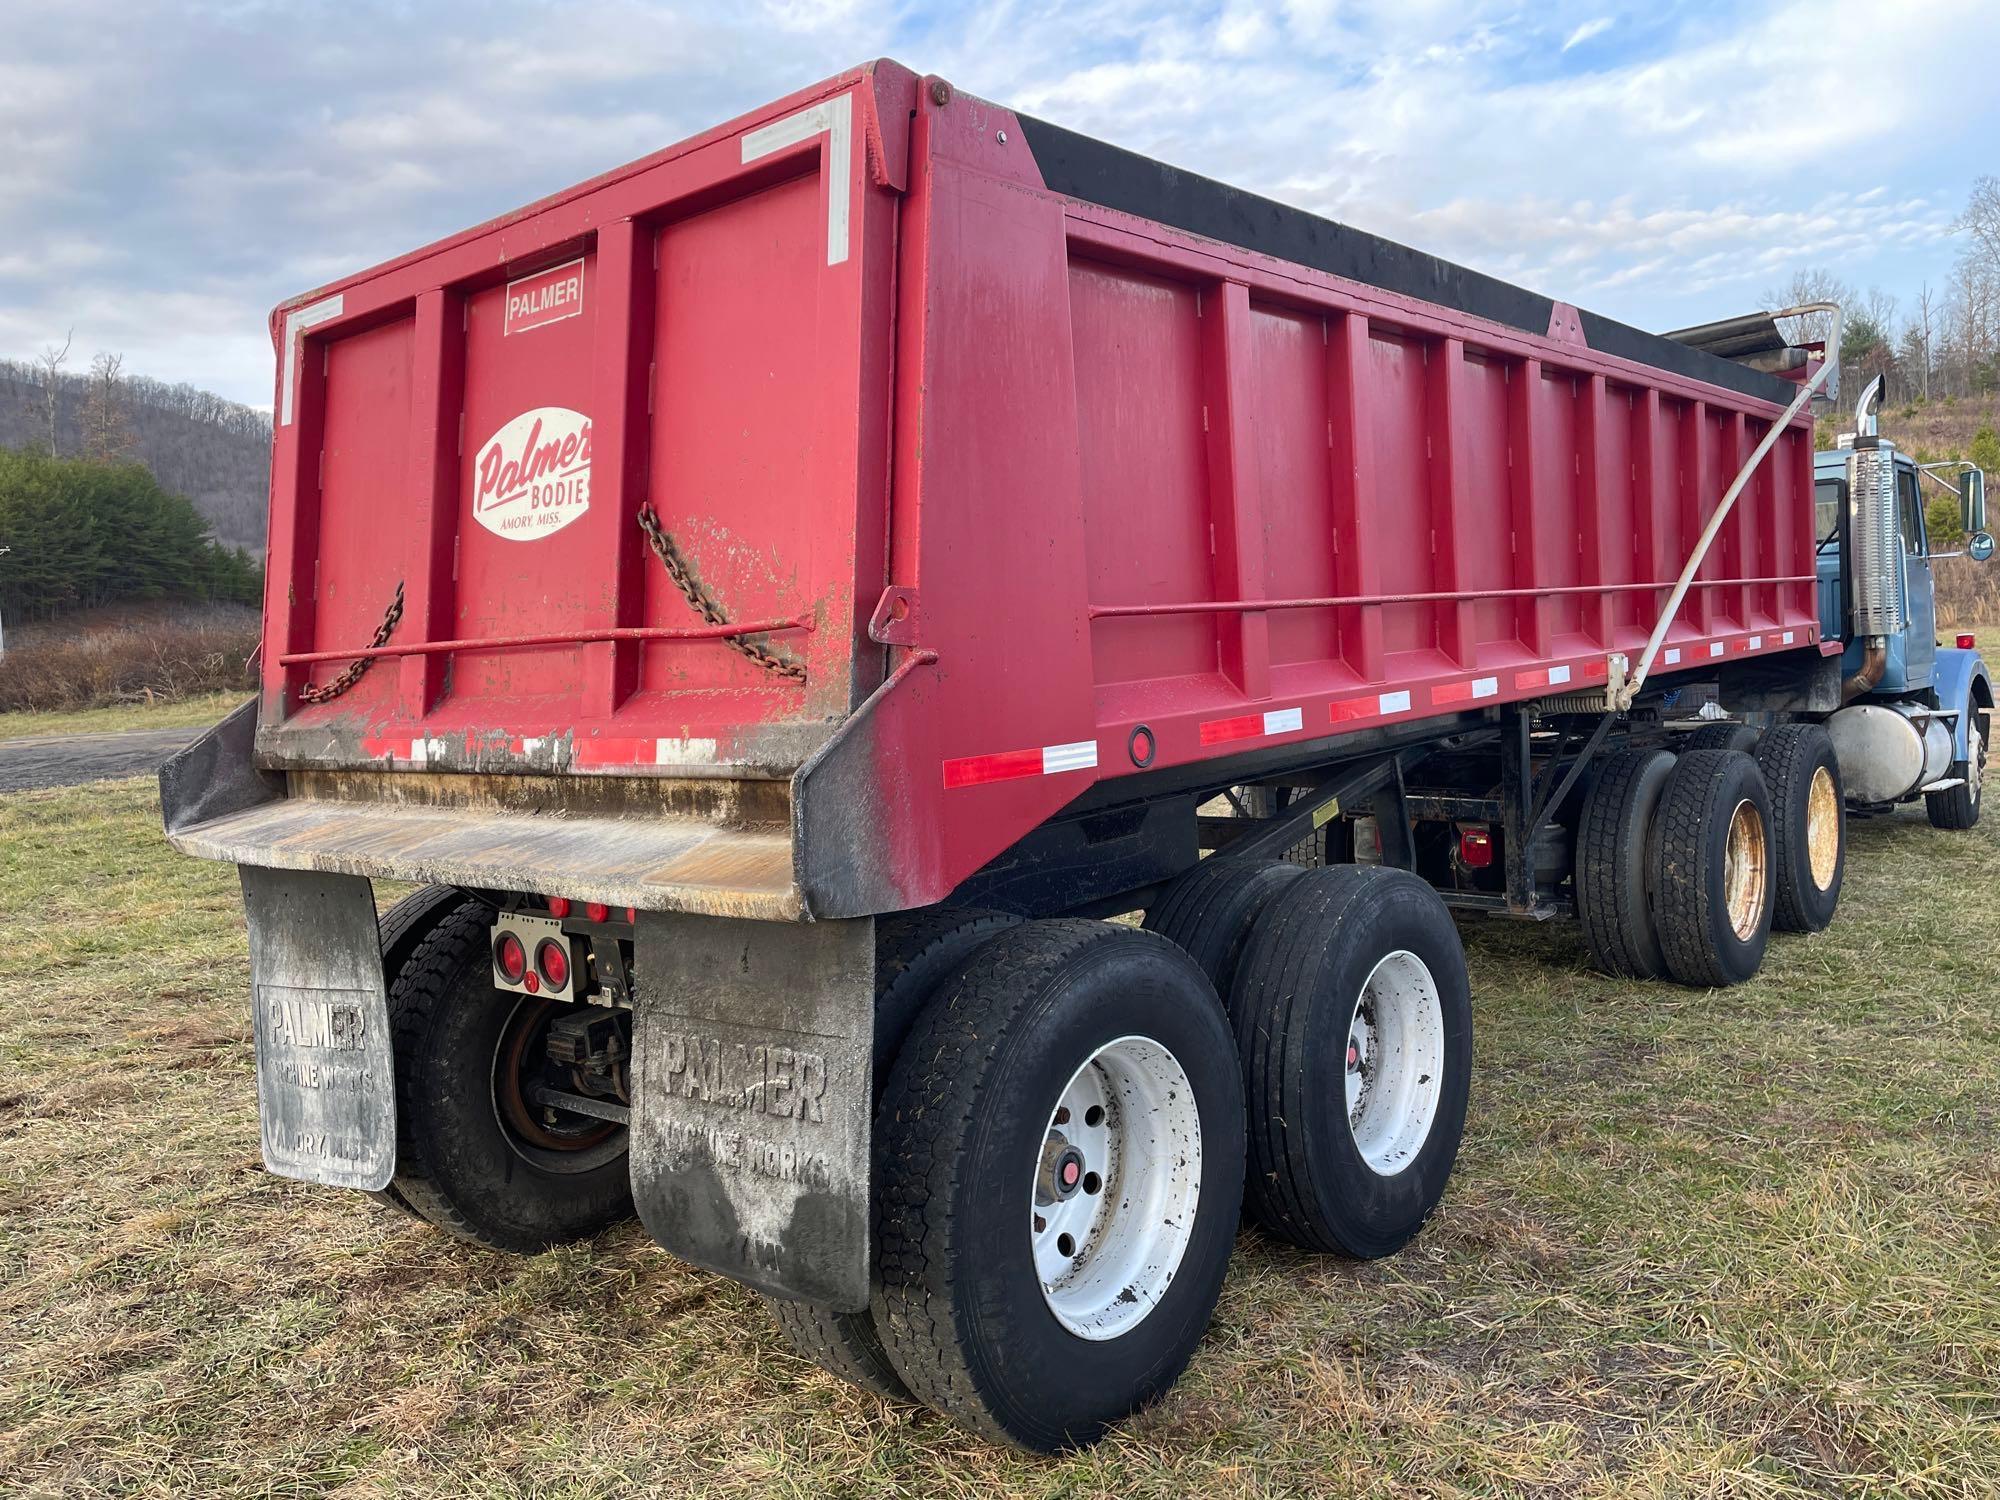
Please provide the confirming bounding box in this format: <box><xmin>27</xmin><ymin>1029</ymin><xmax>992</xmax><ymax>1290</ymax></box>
<box><xmin>839</xmin><ymin>77</ymin><xmax>1824</xmax><ymax>914</ymax></box>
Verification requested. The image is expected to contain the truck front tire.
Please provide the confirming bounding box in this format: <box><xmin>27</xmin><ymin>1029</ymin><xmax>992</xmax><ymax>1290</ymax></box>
<box><xmin>1925</xmin><ymin>717</ymin><xmax>1985</xmax><ymax>830</ymax></box>
<box><xmin>871</xmin><ymin>921</ymin><xmax>1244</xmax><ymax>1451</ymax></box>
<box><xmin>1231</xmin><ymin>866</ymin><xmax>1472</xmax><ymax>1259</ymax></box>
<box><xmin>387</xmin><ymin>902</ymin><xmax>634</xmax><ymax>1253</ymax></box>
<box><xmin>1648</xmin><ymin>750</ymin><xmax>1775</xmax><ymax>987</ymax></box>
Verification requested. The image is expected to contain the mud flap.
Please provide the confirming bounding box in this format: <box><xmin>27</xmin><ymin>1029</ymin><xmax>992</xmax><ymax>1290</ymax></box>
<box><xmin>240</xmin><ymin>866</ymin><xmax>395</xmax><ymax>1191</ymax></box>
<box><xmin>629</xmin><ymin>913</ymin><xmax>875</xmax><ymax>1310</ymax></box>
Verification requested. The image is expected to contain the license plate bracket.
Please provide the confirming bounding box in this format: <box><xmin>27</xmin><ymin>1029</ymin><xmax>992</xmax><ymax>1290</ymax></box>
<box><xmin>241</xmin><ymin>867</ymin><xmax>395</xmax><ymax>1191</ymax></box>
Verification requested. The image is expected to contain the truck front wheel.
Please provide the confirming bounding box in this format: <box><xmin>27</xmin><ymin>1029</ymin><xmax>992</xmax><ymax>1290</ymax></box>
<box><xmin>871</xmin><ymin>921</ymin><xmax>1244</xmax><ymax>1451</ymax></box>
<box><xmin>1925</xmin><ymin>718</ymin><xmax>1985</xmax><ymax>830</ymax></box>
<box><xmin>387</xmin><ymin>902</ymin><xmax>633</xmax><ymax>1252</ymax></box>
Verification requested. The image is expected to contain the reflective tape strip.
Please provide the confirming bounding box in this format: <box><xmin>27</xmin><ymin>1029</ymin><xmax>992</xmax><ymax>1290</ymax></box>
<box><xmin>1513</xmin><ymin>664</ymin><xmax>1574</xmax><ymax>691</ymax></box>
<box><xmin>1710</xmin><ymin>642</ymin><xmax>1726</xmax><ymax>657</ymax></box>
<box><xmin>1665</xmin><ymin>648</ymin><xmax>1682</xmax><ymax>665</ymax></box>
<box><xmin>1330</xmin><ymin>689</ymin><xmax>1412</xmax><ymax>723</ymax></box>
<box><xmin>1782</xmin><ymin>630</ymin><xmax>1796</xmax><ymax>645</ymax></box>
<box><xmin>944</xmin><ymin>739</ymin><xmax>1098</xmax><ymax>788</ymax></box>
<box><xmin>1199</xmin><ymin>705</ymin><xmax>1304</xmax><ymax>746</ymax></box>
<box><xmin>1749</xmin><ymin>635</ymin><xmax>1764</xmax><ymax>650</ymax></box>
<box><xmin>1432</xmin><ymin>676</ymin><xmax>1498</xmax><ymax>706</ymax></box>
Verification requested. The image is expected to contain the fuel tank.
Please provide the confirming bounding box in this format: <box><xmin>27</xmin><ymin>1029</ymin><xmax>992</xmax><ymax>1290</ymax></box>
<box><xmin>1825</xmin><ymin>701</ymin><xmax>1953</xmax><ymax>803</ymax></box>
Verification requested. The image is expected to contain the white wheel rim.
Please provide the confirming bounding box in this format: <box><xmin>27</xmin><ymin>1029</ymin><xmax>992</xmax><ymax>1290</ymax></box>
<box><xmin>1030</xmin><ymin>1035</ymin><xmax>1202</xmax><ymax>1341</ymax></box>
<box><xmin>1971</xmin><ymin>724</ymin><xmax>1985</xmax><ymax>806</ymax></box>
<box><xmin>1344</xmin><ymin>951</ymin><xmax>1445</xmax><ymax>1177</ymax></box>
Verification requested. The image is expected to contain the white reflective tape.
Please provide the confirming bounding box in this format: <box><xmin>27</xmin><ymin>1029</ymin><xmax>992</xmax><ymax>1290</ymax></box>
<box><xmin>1665</xmin><ymin>648</ymin><xmax>1682</xmax><ymax>664</ymax></box>
<box><xmin>1710</xmin><ymin>642</ymin><xmax>1726</xmax><ymax>657</ymax></box>
<box><xmin>1782</xmin><ymin>630</ymin><xmax>1795</xmax><ymax>645</ymax></box>
<box><xmin>1471</xmin><ymin>676</ymin><xmax>1499</xmax><ymax>699</ymax></box>
<box><xmin>1041</xmin><ymin>740</ymin><xmax>1098</xmax><ymax>774</ymax></box>
<box><xmin>1549</xmin><ymin>664</ymin><xmax>1572</xmax><ymax>685</ymax></box>
<box><xmin>742</xmin><ymin>91</ymin><xmax>853</xmax><ymax>265</ymax></box>
<box><xmin>1380</xmin><ymin>690</ymin><xmax>1412</xmax><ymax>714</ymax></box>
<box><xmin>1263</xmin><ymin>706</ymin><xmax>1304</xmax><ymax>735</ymax></box>
<box><xmin>280</xmin><ymin>293</ymin><xmax>344</xmax><ymax>426</ymax></box>
<box><xmin>1749</xmin><ymin>635</ymin><xmax>1763</xmax><ymax>650</ymax></box>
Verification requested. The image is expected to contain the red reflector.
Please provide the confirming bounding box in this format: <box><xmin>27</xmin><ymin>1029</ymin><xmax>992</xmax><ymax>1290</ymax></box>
<box><xmin>547</xmin><ymin>897</ymin><xmax>571</xmax><ymax>917</ymax></box>
<box><xmin>1459</xmin><ymin>828</ymin><xmax>1495</xmax><ymax>870</ymax></box>
<box><xmin>524</xmin><ymin>971</ymin><xmax>540</xmax><ymax>994</ymax></box>
<box><xmin>625</xmin><ymin>907</ymin><xmax>638</xmax><ymax>923</ymax></box>
<box><xmin>585</xmin><ymin>902</ymin><xmax>611</xmax><ymax>923</ymax></box>
<box><xmin>942</xmin><ymin>747</ymin><xmax>1044</xmax><ymax>788</ymax></box>
<box><xmin>1958</xmin><ymin>633</ymin><xmax>1976</xmax><ymax>650</ymax></box>
<box><xmin>493</xmin><ymin>931</ymin><xmax>527</xmax><ymax>984</ymax></box>
<box><xmin>536</xmin><ymin>938</ymin><xmax>570</xmax><ymax>991</ymax></box>
<box><xmin>1198</xmin><ymin>713</ymin><xmax>1264</xmax><ymax>747</ymax></box>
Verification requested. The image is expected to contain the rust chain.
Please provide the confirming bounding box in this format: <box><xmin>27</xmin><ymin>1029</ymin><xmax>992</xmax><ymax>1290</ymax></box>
<box><xmin>296</xmin><ymin>581</ymin><xmax>405</xmax><ymax>705</ymax></box>
<box><xmin>636</xmin><ymin>505</ymin><xmax>806</xmax><ymax>683</ymax></box>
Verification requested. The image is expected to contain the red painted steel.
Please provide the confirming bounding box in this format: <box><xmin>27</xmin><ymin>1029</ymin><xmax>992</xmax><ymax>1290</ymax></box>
<box><xmin>254</xmin><ymin>59</ymin><xmax>1823</xmax><ymax>913</ymax></box>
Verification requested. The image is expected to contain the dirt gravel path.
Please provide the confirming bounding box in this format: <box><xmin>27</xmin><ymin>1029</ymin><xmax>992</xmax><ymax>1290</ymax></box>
<box><xmin>0</xmin><ymin>726</ymin><xmax>199</xmax><ymax>792</ymax></box>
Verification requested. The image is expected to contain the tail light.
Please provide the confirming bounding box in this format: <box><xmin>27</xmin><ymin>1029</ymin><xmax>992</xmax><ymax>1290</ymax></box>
<box><xmin>493</xmin><ymin>931</ymin><xmax>527</xmax><ymax>984</ymax></box>
<box><xmin>536</xmin><ymin>938</ymin><xmax>571</xmax><ymax>991</ymax></box>
<box><xmin>1458</xmin><ymin>827</ymin><xmax>1495</xmax><ymax>869</ymax></box>
<box><xmin>1958</xmin><ymin>633</ymin><xmax>1976</xmax><ymax>650</ymax></box>
<box><xmin>547</xmin><ymin>897</ymin><xmax>572</xmax><ymax>917</ymax></box>
<box><xmin>585</xmin><ymin>902</ymin><xmax>611</xmax><ymax>923</ymax></box>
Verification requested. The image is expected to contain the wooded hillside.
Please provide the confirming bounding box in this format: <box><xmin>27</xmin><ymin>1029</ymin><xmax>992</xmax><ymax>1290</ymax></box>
<box><xmin>0</xmin><ymin>356</ymin><xmax>270</xmax><ymax>551</ymax></box>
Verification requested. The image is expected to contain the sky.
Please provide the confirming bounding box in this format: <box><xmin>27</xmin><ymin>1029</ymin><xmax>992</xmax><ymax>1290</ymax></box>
<box><xmin>4</xmin><ymin>0</ymin><xmax>1997</xmax><ymax>409</ymax></box>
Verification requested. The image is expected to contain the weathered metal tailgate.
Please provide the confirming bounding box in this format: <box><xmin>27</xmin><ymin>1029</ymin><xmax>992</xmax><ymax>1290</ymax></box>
<box><xmin>254</xmin><ymin>62</ymin><xmax>914</xmax><ymax>782</ymax></box>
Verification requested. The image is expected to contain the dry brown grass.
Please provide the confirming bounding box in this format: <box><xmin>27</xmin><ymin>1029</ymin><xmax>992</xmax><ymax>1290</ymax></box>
<box><xmin>0</xmin><ymin>613</ymin><xmax>257</xmax><ymax>713</ymax></box>
<box><xmin>1</xmin><ymin>778</ymin><xmax>1997</xmax><ymax>1497</ymax></box>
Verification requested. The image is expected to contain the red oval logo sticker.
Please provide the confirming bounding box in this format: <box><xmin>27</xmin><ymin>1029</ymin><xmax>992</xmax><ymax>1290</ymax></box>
<box><xmin>472</xmin><ymin>407</ymin><xmax>591</xmax><ymax>541</ymax></box>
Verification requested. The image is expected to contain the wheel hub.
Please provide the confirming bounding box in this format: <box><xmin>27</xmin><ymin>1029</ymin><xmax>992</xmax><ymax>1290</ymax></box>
<box><xmin>1030</xmin><ymin>1035</ymin><xmax>1202</xmax><ymax>1341</ymax></box>
<box><xmin>1806</xmin><ymin>765</ymin><xmax>1840</xmax><ymax>891</ymax></box>
<box><xmin>1343</xmin><ymin>950</ymin><xmax>1444</xmax><ymax>1178</ymax></box>
<box><xmin>1723</xmin><ymin>798</ymin><xmax>1769</xmax><ymax>940</ymax></box>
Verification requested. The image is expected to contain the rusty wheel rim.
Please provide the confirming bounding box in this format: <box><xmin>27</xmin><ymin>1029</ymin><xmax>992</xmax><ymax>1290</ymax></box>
<box><xmin>1723</xmin><ymin>798</ymin><xmax>1769</xmax><ymax>941</ymax></box>
<box><xmin>494</xmin><ymin>994</ymin><xmax>621</xmax><ymax>1157</ymax></box>
<box><xmin>1806</xmin><ymin>766</ymin><xmax>1840</xmax><ymax>891</ymax></box>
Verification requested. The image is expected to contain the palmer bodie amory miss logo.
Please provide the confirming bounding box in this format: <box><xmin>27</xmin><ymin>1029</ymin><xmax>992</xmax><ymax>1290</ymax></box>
<box><xmin>472</xmin><ymin>407</ymin><xmax>592</xmax><ymax>540</ymax></box>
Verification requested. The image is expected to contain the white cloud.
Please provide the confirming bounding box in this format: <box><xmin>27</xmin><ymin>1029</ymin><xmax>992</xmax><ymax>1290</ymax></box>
<box><xmin>3</xmin><ymin>0</ymin><xmax>1998</xmax><ymax>404</ymax></box>
<box><xmin>1562</xmin><ymin>16</ymin><xmax>1613</xmax><ymax>51</ymax></box>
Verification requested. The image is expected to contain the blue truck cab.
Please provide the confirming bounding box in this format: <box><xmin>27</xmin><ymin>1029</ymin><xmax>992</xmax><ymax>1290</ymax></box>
<box><xmin>1814</xmin><ymin>397</ymin><xmax>1993</xmax><ymax>824</ymax></box>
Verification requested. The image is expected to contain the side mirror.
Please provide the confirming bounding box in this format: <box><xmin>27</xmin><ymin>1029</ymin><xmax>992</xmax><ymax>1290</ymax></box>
<box><xmin>1964</xmin><ymin>467</ymin><xmax>1988</xmax><ymax>535</ymax></box>
<box><xmin>1970</xmin><ymin>531</ymin><xmax>1996</xmax><ymax>564</ymax></box>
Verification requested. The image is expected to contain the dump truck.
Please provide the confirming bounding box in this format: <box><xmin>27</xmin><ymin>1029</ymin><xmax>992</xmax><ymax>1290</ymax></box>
<box><xmin>161</xmin><ymin>59</ymin><xmax>1994</xmax><ymax>1450</ymax></box>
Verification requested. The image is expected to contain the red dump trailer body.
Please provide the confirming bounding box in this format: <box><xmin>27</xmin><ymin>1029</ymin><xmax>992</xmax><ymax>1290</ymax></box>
<box><xmin>163</xmin><ymin>60</ymin><xmax>1874</xmax><ymax>1444</ymax></box>
<box><xmin>228</xmin><ymin>58</ymin><xmax>1823</xmax><ymax>923</ymax></box>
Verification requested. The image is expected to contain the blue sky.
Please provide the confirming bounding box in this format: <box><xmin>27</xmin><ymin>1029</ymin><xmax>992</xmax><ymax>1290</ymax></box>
<box><xmin>4</xmin><ymin>0</ymin><xmax>1996</xmax><ymax>407</ymax></box>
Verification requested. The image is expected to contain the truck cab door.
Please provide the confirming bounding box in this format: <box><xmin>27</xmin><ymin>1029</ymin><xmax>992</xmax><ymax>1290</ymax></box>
<box><xmin>1898</xmin><ymin>462</ymin><xmax>1937</xmax><ymax>691</ymax></box>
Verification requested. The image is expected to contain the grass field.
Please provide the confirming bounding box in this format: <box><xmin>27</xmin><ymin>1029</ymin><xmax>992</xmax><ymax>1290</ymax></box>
<box><xmin>1</xmin><ymin>777</ymin><xmax>1996</xmax><ymax>1497</ymax></box>
<box><xmin>0</xmin><ymin>691</ymin><xmax>244</xmax><ymax>742</ymax></box>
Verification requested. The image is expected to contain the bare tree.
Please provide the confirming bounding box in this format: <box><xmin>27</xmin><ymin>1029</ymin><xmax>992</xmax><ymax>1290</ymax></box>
<box><xmin>33</xmin><ymin>330</ymin><xmax>72</xmax><ymax>456</ymax></box>
<box><xmin>1762</xmin><ymin>267</ymin><xmax>1853</xmax><ymax>351</ymax></box>
<box><xmin>1912</xmin><ymin>281</ymin><xmax>1936</xmax><ymax>401</ymax></box>
<box><xmin>81</xmin><ymin>351</ymin><xmax>133</xmax><ymax>462</ymax></box>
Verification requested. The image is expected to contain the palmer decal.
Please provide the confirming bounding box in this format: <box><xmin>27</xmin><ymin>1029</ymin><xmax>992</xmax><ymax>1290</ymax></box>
<box><xmin>504</xmin><ymin>257</ymin><xmax>585</xmax><ymax>335</ymax></box>
<box><xmin>472</xmin><ymin>407</ymin><xmax>591</xmax><ymax>540</ymax></box>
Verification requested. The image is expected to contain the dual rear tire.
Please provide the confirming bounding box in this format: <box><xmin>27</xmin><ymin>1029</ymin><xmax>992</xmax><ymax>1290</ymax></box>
<box><xmin>1576</xmin><ymin>726</ymin><xmax>1844</xmax><ymax>987</ymax></box>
